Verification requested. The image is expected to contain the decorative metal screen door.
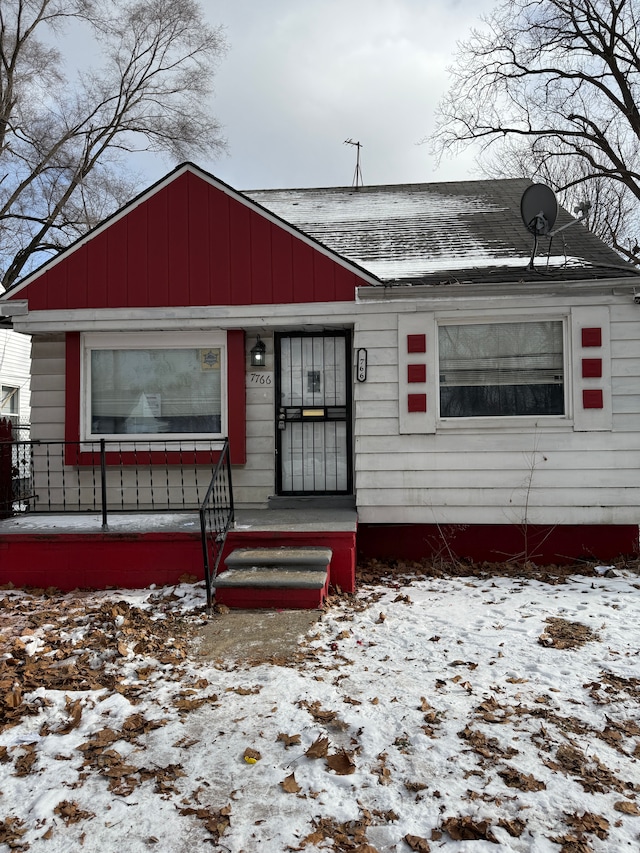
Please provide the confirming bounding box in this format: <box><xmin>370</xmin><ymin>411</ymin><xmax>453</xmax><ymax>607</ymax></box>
<box><xmin>275</xmin><ymin>332</ymin><xmax>352</xmax><ymax>495</ymax></box>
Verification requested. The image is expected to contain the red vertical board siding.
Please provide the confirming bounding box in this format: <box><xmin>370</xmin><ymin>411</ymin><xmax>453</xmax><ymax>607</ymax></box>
<box><xmin>270</xmin><ymin>228</ymin><xmax>294</xmax><ymax>303</ymax></box>
<box><xmin>146</xmin><ymin>189</ymin><xmax>169</xmax><ymax>308</ymax></box>
<box><xmin>336</xmin><ymin>266</ymin><xmax>367</xmax><ymax>301</ymax></box>
<box><xmin>249</xmin><ymin>214</ymin><xmax>273</xmax><ymax>305</ymax></box>
<box><xmin>227</xmin><ymin>330</ymin><xmax>246</xmax><ymax>463</ymax></box>
<box><xmin>291</xmin><ymin>241</ymin><xmax>315</xmax><ymax>302</ymax></box>
<box><xmin>106</xmin><ymin>217</ymin><xmax>129</xmax><ymax>307</ymax></box>
<box><xmin>65</xmin><ymin>245</ymin><xmax>88</xmax><ymax>309</ymax></box>
<box><xmin>126</xmin><ymin>203</ymin><xmax>149</xmax><ymax>308</ymax></box>
<box><xmin>186</xmin><ymin>172</ymin><xmax>211</xmax><ymax>306</ymax></box>
<box><xmin>16</xmin><ymin>169</ymin><xmax>367</xmax><ymax>310</ymax></box>
<box><xmin>33</xmin><ymin>264</ymin><xmax>64</xmax><ymax>310</ymax></box>
<box><xmin>208</xmin><ymin>187</ymin><xmax>231</xmax><ymax>304</ymax></box>
<box><xmin>312</xmin><ymin>252</ymin><xmax>336</xmax><ymax>302</ymax></box>
<box><xmin>88</xmin><ymin>232</ymin><xmax>108</xmax><ymax>308</ymax></box>
<box><xmin>229</xmin><ymin>200</ymin><xmax>252</xmax><ymax>304</ymax></box>
<box><xmin>166</xmin><ymin>176</ymin><xmax>190</xmax><ymax>305</ymax></box>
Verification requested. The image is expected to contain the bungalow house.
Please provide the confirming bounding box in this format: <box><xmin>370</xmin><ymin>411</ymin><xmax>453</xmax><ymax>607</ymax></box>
<box><xmin>0</xmin><ymin>162</ymin><xmax>638</xmax><ymax>604</ymax></box>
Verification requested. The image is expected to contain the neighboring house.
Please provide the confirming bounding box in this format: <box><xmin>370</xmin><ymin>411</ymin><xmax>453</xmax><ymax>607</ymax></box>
<box><xmin>0</xmin><ymin>327</ymin><xmax>31</xmax><ymax>429</ymax></box>
<box><xmin>0</xmin><ymin>162</ymin><xmax>638</xmax><ymax>593</ymax></box>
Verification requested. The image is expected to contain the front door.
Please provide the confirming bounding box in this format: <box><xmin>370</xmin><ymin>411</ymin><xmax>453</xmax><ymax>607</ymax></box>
<box><xmin>275</xmin><ymin>332</ymin><xmax>352</xmax><ymax>495</ymax></box>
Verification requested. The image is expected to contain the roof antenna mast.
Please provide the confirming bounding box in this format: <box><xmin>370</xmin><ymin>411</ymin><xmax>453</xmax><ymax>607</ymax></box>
<box><xmin>344</xmin><ymin>139</ymin><xmax>363</xmax><ymax>189</ymax></box>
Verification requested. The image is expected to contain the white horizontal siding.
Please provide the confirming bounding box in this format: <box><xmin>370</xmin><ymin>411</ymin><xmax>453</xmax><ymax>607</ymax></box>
<box><xmin>28</xmin><ymin>337</ymin><xmax>65</xmax><ymax>439</ymax></box>
<box><xmin>353</xmin><ymin>297</ymin><xmax>640</xmax><ymax>527</ymax></box>
<box><xmin>360</xmin><ymin>504</ymin><xmax>630</xmax><ymax>525</ymax></box>
<box><xmin>235</xmin><ymin>334</ymin><xmax>275</xmax><ymax>506</ymax></box>
<box><xmin>0</xmin><ymin>329</ymin><xmax>31</xmax><ymax>425</ymax></box>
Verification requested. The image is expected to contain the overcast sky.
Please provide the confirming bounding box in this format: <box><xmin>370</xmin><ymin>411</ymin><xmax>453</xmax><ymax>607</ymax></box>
<box><xmin>147</xmin><ymin>0</ymin><xmax>498</xmax><ymax>191</ymax></box>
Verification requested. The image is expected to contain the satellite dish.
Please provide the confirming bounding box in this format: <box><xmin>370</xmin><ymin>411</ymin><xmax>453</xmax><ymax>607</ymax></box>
<box><xmin>520</xmin><ymin>183</ymin><xmax>558</xmax><ymax>236</ymax></box>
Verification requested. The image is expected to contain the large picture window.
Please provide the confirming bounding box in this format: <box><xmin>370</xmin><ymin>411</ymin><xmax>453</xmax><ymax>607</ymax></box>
<box><xmin>438</xmin><ymin>320</ymin><xmax>565</xmax><ymax>418</ymax></box>
<box><xmin>83</xmin><ymin>333</ymin><xmax>226</xmax><ymax>439</ymax></box>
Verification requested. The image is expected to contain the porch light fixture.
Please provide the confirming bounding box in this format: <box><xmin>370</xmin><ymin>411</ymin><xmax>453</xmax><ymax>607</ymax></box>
<box><xmin>250</xmin><ymin>335</ymin><xmax>266</xmax><ymax>367</ymax></box>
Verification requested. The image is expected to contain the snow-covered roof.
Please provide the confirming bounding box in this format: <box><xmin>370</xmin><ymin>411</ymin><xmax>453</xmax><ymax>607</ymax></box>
<box><xmin>247</xmin><ymin>178</ymin><xmax>637</xmax><ymax>285</ymax></box>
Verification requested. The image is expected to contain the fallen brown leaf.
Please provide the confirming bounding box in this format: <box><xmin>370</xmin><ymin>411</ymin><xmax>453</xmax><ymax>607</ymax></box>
<box><xmin>53</xmin><ymin>800</ymin><xmax>96</xmax><ymax>825</ymax></box>
<box><xmin>281</xmin><ymin>772</ymin><xmax>302</xmax><ymax>793</ymax></box>
<box><xmin>305</xmin><ymin>736</ymin><xmax>329</xmax><ymax>759</ymax></box>
<box><xmin>441</xmin><ymin>816</ymin><xmax>498</xmax><ymax>843</ymax></box>
<box><xmin>277</xmin><ymin>732</ymin><xmax>301</xmax><ymax>749</ymax></box>
<box><xmin>404</xmin><ymin>834</ymin><xmax>431</xmax><ymax>851</ymax></box>
<box><xmin>614</xmin><ymin>800</ymin><xmax>640</xmax><ymax>815</ymax></box>
<box><xmin>326</xmin><ymin>749</ymin><xmax>356</xmax><ymax>775</ymax></box>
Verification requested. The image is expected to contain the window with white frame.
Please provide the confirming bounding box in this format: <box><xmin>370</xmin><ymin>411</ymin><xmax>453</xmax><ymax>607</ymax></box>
<box><xmin>438</xmin><ymin>320</ymin><xmax>565</xmax><ymax>418</ymax></box>
<box><xmin>82</xmin><ymin>333</ymin><xmax>227</xmax><ymax>439</ymax></box>
<box><xmin>1</xmin><ymin>385</ymin><xmax>19</xmax><ymax>417</ymax></box>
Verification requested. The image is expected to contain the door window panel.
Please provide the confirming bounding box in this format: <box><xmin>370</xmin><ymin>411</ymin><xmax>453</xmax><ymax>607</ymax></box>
<box><xmin>280</xmin><ymin>422</ymin><xmax>348</xmax><ymax>492</ymax></box>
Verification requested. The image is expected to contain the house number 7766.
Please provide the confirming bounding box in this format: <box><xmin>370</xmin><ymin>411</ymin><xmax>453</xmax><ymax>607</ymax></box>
<box><xmin>249</xmin><ymin>373</ymin><xmax>273</xmax><ymax>385</ymax></box>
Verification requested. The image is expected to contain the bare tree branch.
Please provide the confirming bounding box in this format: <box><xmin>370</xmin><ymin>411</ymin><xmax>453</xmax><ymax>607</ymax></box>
<box><xmin>431</xmin><ymin>0</ymin><xmax>640</xmax><ymax>260</ymax></box>
<box><xmin>0</xmin><ymin>0</ymin><xmax>227</xmax><ymax>289</ymax></box>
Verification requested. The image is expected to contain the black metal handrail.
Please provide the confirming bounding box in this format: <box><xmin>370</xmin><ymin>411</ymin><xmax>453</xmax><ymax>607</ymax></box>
<box><xmin>0</xmin><ymin>436</ymin><xmax>229</xmax><ymax>525</ymax></box>
<box><xmin>199</xmin><ymin>439</ymin><xmax>234</xmax><ymax>611</ymax></box>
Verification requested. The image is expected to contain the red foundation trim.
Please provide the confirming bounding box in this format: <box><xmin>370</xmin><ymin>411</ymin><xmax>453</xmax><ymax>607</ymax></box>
<box><xmin>357</xmin><ymin>523</ymin><xmax>638</xmax><ymax>565</ymax></box>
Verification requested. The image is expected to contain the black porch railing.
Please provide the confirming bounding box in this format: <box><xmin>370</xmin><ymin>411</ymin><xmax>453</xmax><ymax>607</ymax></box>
<box><xmin>199</xmin><ymin>440</ymin><xmax>234</xmax><ymax>611</ymax></box>
<box><xmin>0</xmin><ymin>435</ymin><xmax>230</xmax><ymax>525</ymax></box>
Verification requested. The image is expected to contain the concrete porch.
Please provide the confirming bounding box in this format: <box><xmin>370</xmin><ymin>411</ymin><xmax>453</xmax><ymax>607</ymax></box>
<box><xmin>0</xmin><ymin>508</ymin><xmax>358</xmax><ymax>599</ymax></box>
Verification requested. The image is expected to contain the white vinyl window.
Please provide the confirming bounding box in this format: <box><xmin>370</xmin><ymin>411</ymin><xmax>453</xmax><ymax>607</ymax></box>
<box><xmin>438</xmin><ymin>320</ymin><xmax>565</xmax><ymax>418</ymax></box>
<box><xmin>82</xmin><ymin>333</ymin><xmax>226</xmax><ymax>439</ymax></box>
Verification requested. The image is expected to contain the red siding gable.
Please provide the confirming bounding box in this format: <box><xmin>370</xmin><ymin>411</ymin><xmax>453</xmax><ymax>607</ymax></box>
<box><xmin>11</xmin><ymin>168</ymin><xmax>369</xmax><ymax>310</ymax></box>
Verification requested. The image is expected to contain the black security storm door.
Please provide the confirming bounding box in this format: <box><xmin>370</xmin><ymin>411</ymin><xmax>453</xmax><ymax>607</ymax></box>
<box><xmin>275</xmin><ymin>332</ymin><xmax>352</xmax><ymax>495</ymax></box>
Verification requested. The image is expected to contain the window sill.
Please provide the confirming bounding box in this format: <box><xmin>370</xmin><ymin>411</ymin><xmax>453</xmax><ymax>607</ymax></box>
<box><xmin>436</xmin><ymin>415</ymin><xmax>573</xmax><ymax>432</ymax></box>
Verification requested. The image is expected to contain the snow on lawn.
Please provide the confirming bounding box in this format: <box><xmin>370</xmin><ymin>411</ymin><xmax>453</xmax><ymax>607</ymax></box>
<box><xmin>1</xmin><ymin>567</ymin><xmax>640</xmax><ymax>852</ymax></box>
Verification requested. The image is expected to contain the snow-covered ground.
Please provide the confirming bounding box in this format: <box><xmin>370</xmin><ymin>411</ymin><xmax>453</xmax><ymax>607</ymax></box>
<box><xmin>1</xmin><ymin>566</ymin><xmax>639</xmax><ymax>852</ymax></box>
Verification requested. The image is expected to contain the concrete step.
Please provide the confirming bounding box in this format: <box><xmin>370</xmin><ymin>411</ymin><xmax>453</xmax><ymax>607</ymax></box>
<box><xmin>224</xmin><ymin>546</ymin><xmax>332</xmax><ymax>569</ymax></box>
<box><xmin>214</xmin><ymin>546</ymin><xmax>332</xmax><ymax>609</ymax></box>
<box><xmin>213</xmin><ymin>566</ymin><xmax>328</xmax><ymax>590</ymax></box>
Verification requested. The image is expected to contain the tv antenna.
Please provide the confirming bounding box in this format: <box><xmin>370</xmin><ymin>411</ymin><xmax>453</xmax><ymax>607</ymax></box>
<box><xmin>520</xmin><ymin>183</ymin><xmax>591</xmax><ymax>270</ymax></box>
<box><xmin>344</xmin><ymin>139</ymin><xmax>363</xmax><ymax>188</ymax></box>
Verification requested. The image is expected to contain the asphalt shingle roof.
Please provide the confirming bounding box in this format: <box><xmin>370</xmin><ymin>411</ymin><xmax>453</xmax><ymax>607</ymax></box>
<box><xmin>247</xmin><ymin>178</ymin><xmax>638</xmax><ymax>285</ymax></box>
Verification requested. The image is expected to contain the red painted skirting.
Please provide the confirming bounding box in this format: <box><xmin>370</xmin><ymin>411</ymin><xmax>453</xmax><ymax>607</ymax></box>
<box><xmin>0</xmin><ymin>531</ymin><xmax>204</xmax><ymax>591</ymax></box>
<box><xmin>0</xmin><ymin>527</ymin><xmax>356</xmax><ymax>594</ymax></box>
<box><xmin>357</xmin><ymin>523</ymin><xmax>639</xmax><ymax>565</ymax></box>
<box><xmin>1</xmin><ymin>523</ymin><xmax>635</xmax><ymax>595</ymax></box>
